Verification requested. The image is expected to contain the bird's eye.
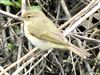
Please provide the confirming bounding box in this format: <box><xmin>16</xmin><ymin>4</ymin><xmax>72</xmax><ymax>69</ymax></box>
<box><xmin>27</xmin><ymin>15</ymin><xmax>32</xmax><ymax>18</ymax></box>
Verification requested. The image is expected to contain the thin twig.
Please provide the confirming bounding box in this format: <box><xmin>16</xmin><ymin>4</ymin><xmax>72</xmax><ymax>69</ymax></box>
<box><xmin>71</xmin><ymin>34</ymin><xmax>100</xmax><ymax>43</ymax></box>
<box><xmin>24</xmin><ymin>49</ymin><xmax>53</xmax><ymax>75</ymax></box>
<box><xmin>60</xmin><ymin>0</ymin><xmax>71</xmax><ymax>18</ymax></box>
<box><xmin>0</xmin><ymin>9</ymin><xmax>22</xmax><ymax>20</ymax></box>
<box><xmin>0</xmin><ymin>66</ymin><xmax>9</xmax><ymax>75</ymax></box>
<box><xmin>63</xmin><ymin>1</ymin><xmax>100</xmax><ymax>36</ymax></box>
<box><xmin>0</xmin><ymin>47</ymin><xmax>38</xmax><ymax>75</ymax></box>
<box><xmin>84</xmin><ymin>61</ymin><xmax>94</xmax><ymax>75</ymax></box>
<box><xmin>59</xmin><ymin>0</ymin><xmax>98</xmax><ymax>30</ymax></box>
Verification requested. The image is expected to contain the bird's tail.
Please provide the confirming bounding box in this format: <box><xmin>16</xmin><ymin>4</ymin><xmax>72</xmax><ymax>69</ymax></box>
<box><xmin>66</xmin><ymin>44</ymin><xmax>90</xmax><ymax>59</ymax></box>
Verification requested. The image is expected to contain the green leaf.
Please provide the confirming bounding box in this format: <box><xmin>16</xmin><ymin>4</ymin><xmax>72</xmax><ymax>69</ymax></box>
<box><xmin>30</xmin><ymin>6</ymin><xmax>42</xmax><ymax>11</ymax></box>
<box><xmin>0</xmin><ymin>0</ymin><xmax>21</xmax><ymax>8</ymax></box>
<box><xmin>14</xmin><ymin>2</ymin><xmax>21</xmax><ymax>7</ymax></box>
<box><xmin>0</xmin><ymin>0</ymin><xmax>14</xmax><ymax>6</ymax></box>
<box><xmin>18</xmin><ymin>0</ymin><xmax>21</xmax><ymax>4</ymax></box>
<box><xmin>8</xmin><ymin>43</ymin><xmax>15</xmax><ymax>50</ymax></box>
<box><xmin>12</xmin><ymin>0</ymin><xmax>21</xmax><ymax>8</ymax></box>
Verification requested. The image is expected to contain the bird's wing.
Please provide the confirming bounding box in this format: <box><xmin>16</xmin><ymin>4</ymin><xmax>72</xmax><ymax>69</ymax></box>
<box><xmin>39</xmin><ymin>30</ymin><xmax>67</xmax><ymax>45</ymax></box>
<box><xmin>28</xmin><ymin>24</ymin><xmax>67</xmax><ymax>45</ymax></box>
<box><xmin>27</xmin><ymin>15</ymin><xmax>68</xmax><ymax>45</ymax></box>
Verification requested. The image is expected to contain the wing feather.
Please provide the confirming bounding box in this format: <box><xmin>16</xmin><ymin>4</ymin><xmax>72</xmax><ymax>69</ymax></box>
<box><xmin>27</xmin><ymin>13</ymin><xmax>67</xmax><ymax>45</ymax></box>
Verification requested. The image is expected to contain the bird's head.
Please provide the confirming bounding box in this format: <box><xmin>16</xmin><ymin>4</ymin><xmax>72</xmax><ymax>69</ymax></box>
<box><xmin>22</xmin><ymin>6</ymin><xmax>42</xmax><ymax>20</ymax></box>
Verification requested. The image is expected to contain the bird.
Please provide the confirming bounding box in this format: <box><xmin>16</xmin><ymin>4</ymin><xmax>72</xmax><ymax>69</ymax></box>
<box><xmin>22</xmin><ymin>6</ymin><xmax>90</xmax><ymax>59</ymax></box>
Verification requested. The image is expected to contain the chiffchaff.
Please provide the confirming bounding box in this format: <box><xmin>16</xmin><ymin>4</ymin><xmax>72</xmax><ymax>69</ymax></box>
<box><xmin>22</xmin><ymin>6</ymin><xmax>90</xmax><ymax>59</ymax></box>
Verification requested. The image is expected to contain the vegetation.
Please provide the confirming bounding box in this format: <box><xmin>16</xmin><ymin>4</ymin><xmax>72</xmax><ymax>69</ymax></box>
<box><xmin>0</xmin><ymin>0</ymin><xmax>100</xmax><ymax>75</ymax></box>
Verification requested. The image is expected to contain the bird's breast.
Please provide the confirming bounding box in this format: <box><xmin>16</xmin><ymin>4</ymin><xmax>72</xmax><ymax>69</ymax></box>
<box><xmin>24</xmin><ymin>22</ymin><xmax>53</xmax><ymax>50</ymax></box>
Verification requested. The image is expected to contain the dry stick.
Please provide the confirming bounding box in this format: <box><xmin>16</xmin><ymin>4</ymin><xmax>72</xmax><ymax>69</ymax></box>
<box><xmin>70</xmin><ymin>52</ymin><xmax>77</xmax><ymax>75</ymax></box>
<box><xmin>36</xmin><ymin>0</ymin><xmax>55</xmax><ymax>20</ymax></box>
<box><xmin>0</xmin><ymin>10</ymin><xmax>21</xmax><ymax>47</ymax></box>
<box><xmin>17</xmin><ymin>37</ymin><xmax>23</xmax><ymax>71</ymax></box>
<box><xmin>51</xmin><ymin>52</ymin><xmax>64</xmax><ymax>75</ymax></box>
<box><xmin>24</xmin><ymin>49</ymin><xmax>53</xmax><ymax>75</ymax></box>
<box><xmin>0</xmin><ymin>10</ymin><xmax>22</xmax><ymax>40</ymax></box>
<box><xmin>12</xmin><ymin>57</ymin><xmax>35</xmax><ymax>75</ymax></box>
<box><xmin>45</xmin><ymin>65</ymin><xmax>52</xmax><ymax>72</ymax></box>
<box><xmin>61</xmin><ymin>1</ymin><xmax>78</xmax><ymax>74</ymax></box>
<box><xmin>12</xmin><ymin>51</ymin><xmax>43</xmax><ymax>75</ymax></box>
<box><xmin>97</xmin><ymin>51</ymin><xmax>100</xmax><ymax>60</ymax></box>
<box><xmin>60</xmin><ymin>0</ymin><xmax>72</xmax><ymax>27</ymax></box>
<box><xmin>0</xmin><ymin>66</ymin><xmax>9</xmax><ymax>75</ymax></box>
<box><xmin>16</xmin><ymin>0</ymin><xmax>27</xmax><ymax>73</ymax></box>
<box><xmin>63</xmin><ymin>1</ymin><xmax>100</xmax><ymax>36</ymax></box>
<box><xmin>0</xmin><ymin>9</ymin><xmax>22</xmax><ymax>21</ymax></box>
<box><xmin>60</xmin><ymin>0</ymin><xmax>71</xmax><ymax>18</ymax></box>
<box><xmin>0</xmin><ymin>22</ymin><xmax>22</xmax><ymax>30</ymax></box>
<box><xmin>61</xmin><ymin>1</ymin><xmax>91</xmax><ymax>74</ymax></box>
<box><xmin>70</xmin><ymin>1</ymin><xmax>85</xmax><ymax>15</ymax></box>
<box><xmin>71</xmin><ymin>34</ymin><xmax>100</xmax><ymax>43</ymax></box>
<box><xmin>1</xmin><ymin>10</ymin><xmax>22</xmax><ymax>42</ymax></box>
<box><xmin>0</xmin><ymin>47</ymin><xmax>38</xmax><ymax>75</ymax></box>
<box><xmin>83</xmin><ymin>16</ymin><xmax>93</xmax><ymax>51</ymax></box>
<box><xmin>6</xmin><ymin>5</ymin><xmax>14</xmax><ymax>41</ymax></box>
<box><xmin>70</xmin><ymin>34</ymin><xmax>90</xmax><ymax>49</ymax></box>
<box><xmin>12</xmin><ymin>52</ymin><xmax>42</xmax><ymax>75</ymax></box>
<box><xmin>92</xmin><ymin>45</ymin><xmax>100</xmax><ymax>71</ymax></box>
<box><xmin>58</xmin><ymin>0</ymin><xmax>98</xmax><ymax>30</ymax></box>
<box><xmin>84</xmin><ymin>61</ymin><xmax>94</xmax><ymax>75</ymax></box>
<box><xmin>37</xmin><ymin>66</ymin><xmax>45</xmax><ymax>75</ymax></box>
<box><xmin>55</xmin><ymin>1</ymin><xmax>60</xmax><ymax>25</ymax></box>
<box><xmin>71</xmin><ymin>33</ymin><xmax>100</xmax><ymax>71</ymax></box>
<box><xmin>83</xmin><ymin>17</ymin><xmax>94</xmax><ymax>75</ymax></box>
<box><xmin>1</xmin><ymin>14</ymin><xmax>8</xmax><ymax>55</ymax></box>
<box><xmin>4</xmin><ymin>11</ymin><xmax>21</xmax><ymax>27</ymax></box>
<box><xmin>61</xmin><ymin>1</ymin><xmax>77</xmax><ymax>74</ymax></box>
<box><xmin>78</xmin><ymin>61</ymin><xmax>83</xmax><ymax>75</ymax></box>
